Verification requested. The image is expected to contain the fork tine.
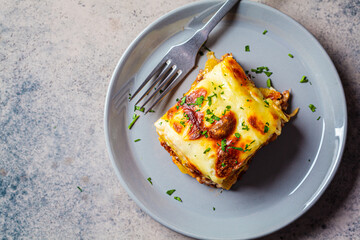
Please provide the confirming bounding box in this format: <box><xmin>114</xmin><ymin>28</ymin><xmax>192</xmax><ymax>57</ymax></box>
<box><xmin>134</xmin><ymin>60</ymin><xmax>173</xmax><ymax>106</ymax></box>
<box><xmin>139</xmin><ymin>65</ymin><xmax>178</xmax><ymax>110</ymax></box>
<box><xmin>129</xmin><ymin>58</ymin><xmax>169</xmax><ymax>101</ymax></box>
<box><xmin>145</xmin><ymin>70</ymin><xmax>183</xmax><ymax>114</ymax></box>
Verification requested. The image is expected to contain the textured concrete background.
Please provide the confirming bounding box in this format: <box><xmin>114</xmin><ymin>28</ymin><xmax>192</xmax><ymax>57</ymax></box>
<box><xmin>0</xmin><ymin>0</ymin><xmax>359</xmax><ymax>239</ymax></box>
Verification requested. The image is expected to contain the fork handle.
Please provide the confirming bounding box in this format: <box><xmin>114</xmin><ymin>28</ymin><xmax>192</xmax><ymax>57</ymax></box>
<box><xmin>191</xmin><ymin>0</ymin><xmax>239</xmax><ymax>49</ymax></box>
<box><xmin>200</xmin><ymin>0</ymin><xmax>239</xmax><ymax>37</ymax></box>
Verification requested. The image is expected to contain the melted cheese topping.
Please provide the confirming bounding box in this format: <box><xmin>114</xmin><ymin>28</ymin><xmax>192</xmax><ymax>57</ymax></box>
<box><xmin>155</xmin><ymin>53</ymin><xmax>290</xmax><ymax>189</ymax></box>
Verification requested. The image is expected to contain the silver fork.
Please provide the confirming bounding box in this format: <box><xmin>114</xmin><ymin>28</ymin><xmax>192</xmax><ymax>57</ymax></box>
<box><xmin>130</xmin><ymin>0</ymin><xmax>239</xmax><ymax>114</ymax></box>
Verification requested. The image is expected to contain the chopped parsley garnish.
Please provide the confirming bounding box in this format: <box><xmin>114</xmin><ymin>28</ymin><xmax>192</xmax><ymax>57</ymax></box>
<box><xmin>128</xmin><ymin>93</ymin><xmax>132</xmax><ymax>100</ymax></box>
<box><xmin>235</xmin><ymin>133</ymin><xmax>240</xmax><ymax>138</ymax></box>
<box><xmin>201</xmin><ymin>130</ymin><xmax>208</xmax><ymax>138</ymax></box>
<box><xmin>204</xmin><ymin>45</ymin><xmax>212</xmax><ymax>52</ymax></box>
<box><xmin>149</xmin><ymin>109</ymin><xmax>155</xmax><ymax>113</ymax></box>
<box><xmin>179</xmin><ymin>121</ymin><xmax>186</xmax><ymax>127</ymax></box>
<box><xmin>190</xmin><ymin>95</ymin><xmax>205</xmax><ymax>106</ymax></box>
<box><xmin>176</xmin><ymin>105</ymin><xmax>180</xmax><ymax>110</ymax></box>
<box><xmin>180</xmin><ymin>96</ymin><xmax>186</xmax><ymax>105</ymax></box>
<box><xmin>251</xmin><ymin>66</ymin><xmax>269</xmax><ymax>74</ymax></box>
<box><xmin>266</xmin><ymin>78</ymin><xmax>272</xmax><ymax>88</ymax></box>
<box><xmin>206</xmin><ymin>109</ymin><xmax>213</xmax><ymax>115</ymax></box>
<box><xmin>221</xmin><ymin>163</ymin><xmax>226</xmax><ymax>167</ymax></box>
<box><xmin>264</xmin><ymin>122</ymin><xmax>269</xmax><ymax>133</ymax></box>
<box><xmin>229</xmin><ymin>146</ymin><xmax>245</xmax><ymax>151</ymax></box>
<box><xmin>300</xmin><ymin>76</ymin><xmax>309</xmax><ymax>83</ymax></box>
<box><xmin>317</xmin><ymin>116</ymin><xmax>321</xmax><ymax>120</ymax></box>
<box><xmin>134</xmin><ymin>139</ymin><xmax>141</xmax><ymax>142</ymax></box>
<box><xmin>203</xmin><ymin>147</ymin><xmax>211</xmax><ymax>154</ymax></box>
<box><xmin>207</xmin><ymin>96</ymin><xmax>213</xmax><ymax>106</ymax></box>
<box><xmin>128</xmin><ymin>114</ymin><xmax>140</xmax><ymax>129</ymax></box>
<box><xmin>147</xmin><ymin>177</ymin><xmax>153</xmax><ymax>185</ymax></box>
<box><xmin>218</xmin><ymin>84</ymin><xmax>224</xmax><ymax>89</ymax></box>
<box><xmin>222</xmin><ymin>105</ymin><xmax>231</xmax><ymax>115</ymax></box>
<box><xmin>77</xmin><ymin>186</ymin><xmax>83</xmax><ymax>192</ymax></box>
<box><xmin>213</xmin><ymin>207</ymin><xmax>216</xmax><ymax>211</ymax></box>
<box><xmin>288</xmin><ymin>53</ymin><xmax>294</xmax><ymax>58</ymax></box>
<box><xmin>166</xmin><ymin>189</ymin><xmax>176</xmax><ymax>196</ymax></box>
<box><xmin>264</xmin><ymin>71</ymin><xmax>272</xmax><ymax>77</ymax></box>
<box><xmin>263</xmin><ymin>29</ymin><xmax>268</xmax><ymax>35</ymax></box>
<box><xmin>309</xmin><ymin>104</ymin><xmax>317</xmax><ymax>112</ymax></box>
<box><xmin>174</xmin><ymin>196</ymin><xmax>182</xmax><ymax>202</ymax></box>
<box><xmin>264</xmin><ymin>99</ymin><xmax>270</xmax><ymax>107</ymax></box>
<box><xmin>242</xmin><ymin>121</ymin><xmax>249</xmax><ymax>131</ymax></box>
<box><xmin>205</xmin><ymin>117</ymin><xmax>215</xmax><ymax>124</ymax></box>
<box><xmin>240</xmin><ymin>107</ymin><xmax>244</xmax><ymax>110</ymax></box>
<box><xmin>134</xmin><ymin>105</ymin><xmax>145</xmax><ymax>112</ymax></box>
<box><xmin>221</xmin><ymin>139</ymin><xmax>227</xmax><ymax>151</ymax></box>
<box><xmin>211</xmin><ymin>115</ymin><xmax>220</xmax><ymax>121</ymax></box>
<box><xmin>245</xmin><ymin>45</ymin><xmax>250</xmax><ymax>52</ymax></box>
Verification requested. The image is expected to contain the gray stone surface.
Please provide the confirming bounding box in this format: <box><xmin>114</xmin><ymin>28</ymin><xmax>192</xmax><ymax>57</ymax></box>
<box><xmin>0</xmin><ymin>0</ymin><xmax>359</xmax><ymax>239</ymax></box>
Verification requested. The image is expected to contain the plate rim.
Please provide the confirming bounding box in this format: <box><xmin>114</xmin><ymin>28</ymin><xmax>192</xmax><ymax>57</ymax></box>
<box><xmin>104</xmin><ymin>0</ymin><xmax>348</xmax><ymax>239</ymax></box>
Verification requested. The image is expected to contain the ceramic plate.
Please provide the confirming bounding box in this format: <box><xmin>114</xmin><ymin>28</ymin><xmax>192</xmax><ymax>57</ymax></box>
<box><xmin>104</xmin><ymin>1</ymin><xmax>347</xmax><ymax>239</ymax></box>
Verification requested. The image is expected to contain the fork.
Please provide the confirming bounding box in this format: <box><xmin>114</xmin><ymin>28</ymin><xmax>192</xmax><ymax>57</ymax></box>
<box><xmin>129</xmin><ymin>0</ymin><xmax>239</xmax><ymax>114</ymax></box>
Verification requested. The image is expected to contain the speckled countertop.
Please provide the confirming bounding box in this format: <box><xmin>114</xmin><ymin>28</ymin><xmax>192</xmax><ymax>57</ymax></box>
<box><xmin>1</xmin><ymin>0</ymin><xmax>359</xmax><ymax>239</ymax></box>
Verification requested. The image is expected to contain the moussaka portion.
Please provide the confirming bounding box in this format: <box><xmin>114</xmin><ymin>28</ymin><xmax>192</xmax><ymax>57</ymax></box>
<box><xmin>154</xmin><ymin>53</ymin><xmax>297</xmax><ymax>190</ymax></box>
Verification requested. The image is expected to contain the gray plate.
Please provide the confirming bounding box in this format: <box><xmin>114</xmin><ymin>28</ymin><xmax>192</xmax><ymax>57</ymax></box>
<box><xmin>104</xmin><ymin>1</ymin><xmax>347</xmax><ymax>239</ymax></box>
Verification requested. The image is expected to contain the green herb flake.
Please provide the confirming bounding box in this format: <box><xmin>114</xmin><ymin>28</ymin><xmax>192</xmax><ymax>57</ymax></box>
<box><xmin>264</xmin><ymin>124</ymin><xmax>269</xmax><ymax>133</ymax></box>
<box><xmin>229</xmin><ymin>146</ymin><xmax>246</xmax><ymax>152</ymax></box>
<box><xmin>266</xmin><ymin>78</ymin><xmax>272</xmax><ymax>88</ymax></box>
<box><xmin>174</xmin><ymin>196</ymin><xmax>182</xmax><ymax>202</ymax></box>
<box><xmin>309</xmin><ymin>104</ymin><xmax>317</xmax><ymax>112</ymax></box>
<box><xmin>213</xmin><ymin>207</ymin><xmax>216</xmax><ymax>211</ymax></box>
<box><xmin>147</xmin><ymin>177</ymin><xmax>153</xmax><ymax>185</ymax></box>
<box><xmin>317</xmin><ymin>116</ymin><xmax>321</xmax><ymax>120</ymax></box>
<box><xmin>245</xmin><ymin>45</ymin><xmax>250</xmax><ymax>52</ymax></box>
<box><xmin>194</xmin><ymin>96</ymin><xmax>205</xmax><ymax>106</ymax></box>
<box><xmin>264</xmin><ymin>99</ymin><xmax>270</xmax><ymax>108</ymax></box>
<box><xmin>204</xmin><ymin>45</ymin><xmax>212</xmax><ymax>52</ymax></box>
<box><xmin>176</xmin><ymin>105</ymin><xmax>180</xmax><ymax>110</ymax></box>
<box><xmin>300</xmin><ymin>76</ymin><xmax>309</xmax><ymax>83</ymax></box>
<box><xmin>149</xmin><ymin>109</ymin><xmax>155</xmax><ymax>113</ymax></box>
<box><xmin>288</xmin><ymin>53</ymin><xmax>294</xmax><ymax>58</ymax></box>
<box><xmin>128</xmin><ymin>114</ymin><xmax>140</xmax><ymax>129</ymax></box>
<box><xmin>211</xmin><ymin>115</ymin><xmax>220</xmax><ymax>121</ymax></box>
<box><xmin>221</xmin><ymin>139</ymin><xmax>227</xmax><ymax>152</ymax></box>
<box><xmin>180</xmin><ymin>96</ymin><xmax>186</xmax><ymax>105</ymax></box>
<box><xmin>263</xmin><ymin>29</ymin><xmax>268</xmax><ymax>35</ymax></box>
<box><xmin>179</xmin><ymin>121</ymin><xmax>186</xmax><ymax>127</ymax></box>
<box><xmin>207</xmin><ymin>96</ymin><xmax>213</xmax><ymax>106</ymax></box>
<box><xmin>205</xmin><ymin>117</ymin><xmax>215</xmax><ymax>124</ymax></box>
<box><xmin>134</xmin><ymin>139</ymin><xmax>141</xmax><ymax>142</ymax></box>
<box><xmin>264</xmin><ymin>71</ymin><xmax>273</xmax><ymax>77</ymax></box>
<box><xmin>166</xmin><ymin>189</ymin><xmax>176</xmax><ymax>196</ymax></box>
<box><xmin>201</xmin><ymin>130</ymin><xmax>208</xmax><ymax>138</ymax></box>
<box><xmin>235</xmin><ymin>133</ymin><xmax>240</xmax><ymax>138</ymax></box>
<box><xmin>242</xmin><ymin>121</ymin><xmax>250</xmax><ymax>131</ymax></box>
<box><xmin>203</xmin><ymin>147</ymin><xmax>211</xmax><ymax>154</ymax></box>
<box><xmin>77</xmin><ymin>186</ymin><xmax>83</xmax><ymax>192</ymax></box>
<box><xmin>221</xmin><ymin>163</ymin><xmax>226</xmax><ymax>167</ymax></box>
